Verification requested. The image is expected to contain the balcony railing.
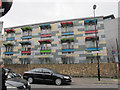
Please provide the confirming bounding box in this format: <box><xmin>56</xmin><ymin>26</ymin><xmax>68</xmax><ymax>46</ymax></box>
<box><xmin>6</xmin><ymin>37</ymin><xmax>15</xmax><ymax>41</ymax></box>
<box><xmin>62</xmin><ymin>49</ymin><xmax>74</xmax><ymax>52</ymax></box>
<box><xmin>62</xmin><ymin>32</ymin><xmax>74</xmax><ymax>36</ymax></box>
<box><xmin>85</xmin><ymin>36</ymin><xmax>99</xmax><ymax>41</ymax></box>
<box><xmin>86</xmin><ymin>48</ymin><xmax>99</xmax><ymax>51</ymax></box>
<box><xmin>41</xmin><ymin>34</ymin><xmax>51</xmax><ymax>38</ymax></box>
<box><xmin>22</xmin><ymin>36</ymin><xmax>32</xmax><ymax>39</ymax></box>
<box><xmin>40</xmin><ymin>50</ymin><xmax>51</xmax><ymax>53</ymax></box>
<box><xmin>5</xmin><ymin>52</ymin><xmax>14</xmax><ymax>55</ymax></box>
<box><xmin>85</xmin><ymin>30</ymin><xmax>98</xmax><ymax>34</ymax></box>
<box><xmin>21</xmin><ymin>51</ymin><xmax>31</xmax><ymax>54</ymax></box>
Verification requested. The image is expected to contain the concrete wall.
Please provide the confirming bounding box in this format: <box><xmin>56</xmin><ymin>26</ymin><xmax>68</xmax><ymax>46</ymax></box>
<box><xmin>104</xmin><ymin>18</ymin><xmax>118</xmax><ymax>62</ymax></box>
<box><xmin>5</xmin><ymin>63</ymin><xmax>118</xmax><ymax>78</ymax></box>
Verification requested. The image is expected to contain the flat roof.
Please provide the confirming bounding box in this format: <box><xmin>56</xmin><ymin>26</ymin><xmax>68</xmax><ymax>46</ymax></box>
<box><xmin>4</xmin><ymin>14</ymin><xmax>115</xmax><ymax>29</ymax></box>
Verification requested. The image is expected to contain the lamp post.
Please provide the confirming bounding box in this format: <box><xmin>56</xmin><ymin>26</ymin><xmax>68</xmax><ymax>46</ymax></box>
<box><xmin>93</xmin><ymin>5</ymin><xmax>100</xmax><ymax>81</ymax></box>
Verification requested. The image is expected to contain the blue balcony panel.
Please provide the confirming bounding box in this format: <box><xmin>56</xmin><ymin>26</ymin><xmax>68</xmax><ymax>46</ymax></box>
<box><xmin>62</xmin><ymin>32</ymin><xmax>73</xmax><ymax>36</ymax></box>
<box><xmin>62</xmin><ymin>49</ymin><xmax>74</xmax><ymax>52</ymax></box>
<box><xmin>6</xmin><ymin>37</ymin><xmax>15</xmax><ymax>41</ymax></box>
<box><xmin>5</xmin><ymin>52</ymin><xmax>14</xmax><ymax>54</ymax></box>
<box><xmin>22</xmin><ymin>36</ymin><xmax>32</xmax><ymax>39</ymax></box>
<box><xmin>86</xmin><ymin>48</ymin><xmax>99</xmax><ymax>51</ymax></box>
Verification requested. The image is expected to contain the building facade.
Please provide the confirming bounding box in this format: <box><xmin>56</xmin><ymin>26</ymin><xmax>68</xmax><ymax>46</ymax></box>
<box><xmin>1</xmin><ymin>16</ymin><xmax>111</xmax><ymax>64</ymax></box>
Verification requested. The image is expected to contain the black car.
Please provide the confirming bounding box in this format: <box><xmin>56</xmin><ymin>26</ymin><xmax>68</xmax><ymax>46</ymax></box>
<box><xmin>4</xmin><ymin>68</ymin><xmax>31</xmax><ymax>90</ymax></box>
<box><xmin>23</xmin><ymin>68</ymin><xmax>72</xmax><ymax>85</ymax></box>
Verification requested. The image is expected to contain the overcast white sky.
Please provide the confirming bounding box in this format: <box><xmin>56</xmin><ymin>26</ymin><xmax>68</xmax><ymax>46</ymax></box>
<box><xmin>0</xmin><ymin>0</ymin><xmax>119</xmax><ymax>28</ymax></box>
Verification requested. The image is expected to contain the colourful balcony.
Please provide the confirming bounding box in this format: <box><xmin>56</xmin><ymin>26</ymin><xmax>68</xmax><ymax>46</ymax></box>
<box><xmin>5</xmin><ymin>29</ymin><xmax>15</xmax><ymax>33</ymax></box>
<box><xmin>40</xmin><ymin>50</ymin><xmax>51</xmax><ymax>53</ymax></box>
<box><xmin>21</xmin><ymin>27</ymin><xmax>32</xmax><ymax>31</ymax></box>
<box><xmin>62</xmin><ymin>49</ymin><xmax>74</xmax><ymax>52</ymax></box>
<box><xmin>40</xmin><ymin>24</ymin><xmax>51</xmax><ymax>29</ymax></box>
<box><xmin>5</xmin><ymin>52</ymin><xmax>14</xmax><ymax>55</ymax></box>
<box><xmin>20</xmin><ymin>41</ymin><xmax>31</xmax><ymax>45</ymax></box>
<box><xmin>62</xmin><ymin>32</ymin><xmax>74</xmax><ymax>36</ymax></box>
<box><xmin>85</xmin><ymin>36</ymin><xmax>99</xmax><ymax>41</ymax></box>
<box><xmin>61</xmin><ymin>22</ymin><xmax>73</xmax><ymax>27</ymax></box>
<box><xmin>6</xmin><ymin>37</ymin><xmax>15</xmax><ymax>41</ymax></box>
<box><xmin>41</xmin><ymin>34</ymin><xmax>51</xmax><ymax>38</ymax></box>
<box><xmin>61</xmin><ymin>38</ymin><xmax>74</xmax><ymax>43</ymax></box>
<box><xmin>21</xmin><ymin>51</ymin><xmax>31</xmax><ymax>54</ymax></box>
<box><xmin>3</xmin><ymin>43</ymin><xmax>14</xmax><ymax>46</ymax></box>
<box><xmin>86</xmin><ymin>48</ymin><xmax>99</xmax><ymax>51</ymax></box>
<box><xmin>22</xmin><ymin>36</ymin><xmax>32</xmax><ymax>39</ymax></box>
<box><xmin>84</xmin><ymin>19</ymin><xmax>97</xmax><ymax>25</ymax></box>
<box><xmin>85</xmin><ymin>30</ymin><xmax>98</xmax><ymax>34</ymax></box>
<box><xmin>39</xmin><ymin>40</ymin><xmax>51</xmax><ymax>43</ymax></box>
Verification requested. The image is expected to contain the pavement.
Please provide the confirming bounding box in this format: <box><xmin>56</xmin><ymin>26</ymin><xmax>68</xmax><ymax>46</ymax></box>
<box><xmin>31</xmin><ymin>78</ymin><xmax>118</xmax><ymax>88</ymax></box>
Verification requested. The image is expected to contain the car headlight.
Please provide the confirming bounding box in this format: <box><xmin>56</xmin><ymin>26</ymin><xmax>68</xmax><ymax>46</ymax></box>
<box><xmin>7</xmin><ymin>86</ymin><xmax>17</xmax><ymax>89</ymax></box>
<box><xmin>28</xmin><ymin>82</ymin><xmax>30</xmax><ymax>85</ymax></box>
<box><xmin>63</xmin><ymin>76</ymin><xmax>70</xmax><ymax>79</ymax></box>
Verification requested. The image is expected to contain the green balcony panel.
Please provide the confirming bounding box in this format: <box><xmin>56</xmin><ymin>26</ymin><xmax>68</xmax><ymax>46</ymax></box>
<box><xmin>40</xmin><ymin>50</ymin><xmax>51</xmax><ymax>53</ymax></box>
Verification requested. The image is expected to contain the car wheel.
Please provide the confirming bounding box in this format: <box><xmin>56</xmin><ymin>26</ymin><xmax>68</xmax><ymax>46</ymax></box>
<box><xmin>28</xmin><ymin>77</ymin><xmax>34</xmax><ymax>84</ymax></box>
<box><xmin>55</xmin><ymin>78</ymin><xmax>62</xmax><ymax>86</ymax></box>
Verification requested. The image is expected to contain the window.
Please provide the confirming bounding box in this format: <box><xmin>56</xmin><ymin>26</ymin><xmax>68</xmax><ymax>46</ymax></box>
<box><xmin>23</xmin><ymin>30</ymin><xmax>32</xmax><ymax>36</ymax></box>
<box><xmin>61</xmin><ymin>57</ymin><xmax>75</xmax><ymax>64</ymax></box>
<box><xmin>42</xmin><ymin>69</ymin><xmax>52</xmax><ymax>73</ymax></box>
<box><xmin>6</xmin><ymin>46</ymin><xmax>13</xmax><ymax>52</ymax></box>
<box><xmin>61</xmin><ymin>22</ymin><xmax>73</xmax><ymax>33</ymax></box>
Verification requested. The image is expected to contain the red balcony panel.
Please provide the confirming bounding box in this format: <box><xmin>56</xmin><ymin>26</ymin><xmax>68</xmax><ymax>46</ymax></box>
<box><xmin>39</xmin><ymin>40</ymin><xmax>51</xmax><ymax>43</ymax></box>
<box><xmin>41</xmin><ymin>34</ymin><xmax>51</xmax><ymax>37</ymax></box>
<box><xmin>22</xmin><ymin>51</ymin><xmax>31</xmax><ymax>54</ymax></box>
<box><xmin>85</xmin><ymin>30</ymin><xmax>98</xmax><ymax>34</ymax></box>
<box><xmin>67</xmin><ymin>22</ymin><xmax>73</xmax><ymax>24</ymax></box>
<box><xmin>5</xmin><ymin>29</ymin><xmax>14</xmax><ymax>32</ymax></box>
<box><xmin>85</xmin><ymin>36</ymin><xmax>99</xmax><ymax>39</ymax></box>
<box><xmin>61</xmin><ymin>22</ymin><xmax>66</xmax><ymax>25</ymax></box>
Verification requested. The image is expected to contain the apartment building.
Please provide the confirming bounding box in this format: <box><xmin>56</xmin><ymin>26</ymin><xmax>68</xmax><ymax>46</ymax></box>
<box><xmin>1</xmin><ymin>15</ymin><xmax>113</xmax><ymax>64</ymax></box>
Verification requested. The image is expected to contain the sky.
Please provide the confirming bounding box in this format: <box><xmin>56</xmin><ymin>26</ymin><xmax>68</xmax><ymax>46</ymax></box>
<box><xmin>0</xmin><ymin>0</ymin><xmax>119</xmax><ymax>29</ymax></box>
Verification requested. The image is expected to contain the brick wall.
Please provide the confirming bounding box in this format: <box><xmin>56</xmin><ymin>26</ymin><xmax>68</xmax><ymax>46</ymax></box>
<box><xmin>5</xmin><ymin>63</ymin><xmax>118</xmax><ymax>78</ymax></box>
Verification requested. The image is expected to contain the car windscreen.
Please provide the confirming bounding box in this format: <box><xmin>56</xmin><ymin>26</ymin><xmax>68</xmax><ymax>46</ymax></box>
<box><xmin>7</xmin><ymin>73</ymin><xmax>16</xmax><ymax>79</ymax></box>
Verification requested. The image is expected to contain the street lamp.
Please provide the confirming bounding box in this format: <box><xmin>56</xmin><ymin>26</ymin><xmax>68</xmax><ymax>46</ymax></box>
<box><xmin>93</xmin><ymin>5</ymin><xmax>100</xmax><ymax>81</ymax></box>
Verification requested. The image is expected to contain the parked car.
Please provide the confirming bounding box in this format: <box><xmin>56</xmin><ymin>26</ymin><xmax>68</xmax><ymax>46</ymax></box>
<box><xmin>23</xmin><ymin>68</ymin><xmax>72</xmax><ymax>85</ymax></box>
<box><xmin>4</xmin><ymin>68</ymin><xmax>31</xmax><ymax>90</ymax></box>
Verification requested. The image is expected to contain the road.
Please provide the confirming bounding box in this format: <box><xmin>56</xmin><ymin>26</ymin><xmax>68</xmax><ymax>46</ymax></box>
<box><xmin>30</xmin><ymin>78</ymin><xmax>118</xmax><ymax>88</ymax></box>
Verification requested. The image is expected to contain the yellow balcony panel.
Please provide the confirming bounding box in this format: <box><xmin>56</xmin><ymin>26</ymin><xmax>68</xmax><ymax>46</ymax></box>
<box><xmin>59</xmin><ymin>46</ymin><xmax>62</xmax><ymax>49</ymax></box>
<box><xmin>37</xmin><ymin>55</ymin><xmax>49</xmax><ymax>58</ymax></box>
<box><xmin>98</xmin><ymin>30</ymin><xmax>101</xmax><ymax>32</ymax></box>
<box><xmin>16</xmin><ymin>39</ymin><xmax>22</xmax><ymax>42</ymax></box>
<box><xmin>56</xmin><ymin>33</ymin><xmax>61</xmax><ymax>36</ymax></box>
<box><xmin>74</xmin><ymin>45</ymin><xmax>78</xmax><ymax>49</ymax></box>
<box><xmin>82</xmin><ymin>42</ymin><xmax>86</xmax><ymax>45</ymax></box>
<box><xmin>76</xmin><ymin>37</ymin><xmax>85</xmax><ymax>40</ymax></box>
<box><xmin>51</xmin><ymin>49</ymin><xmax>56</xmax><ymax>53</ymax></box>
<box><xmin>51</xmin><ymin>24</ymin><xmax>57</xmax><ymax>31</ymax></box>
<box><xmin>31</xmin><ymin>46</ymin><xmax>35</xmax><ymax>48</ymax></box>
<box><xmin>15</xmin><ymin>46</ymin><xmax>21</xmax><ymax>49</ymax></box>
<box><xmin>79</xmin><ymin>20</ymin><xmax>84</xmax><ymax>24</ymax></box>
<box><xmin>14</xmin><ymin>49</ymin><xmax>18</xmax><ymax>52</ymax></box>
<box><xmin>66</xmin><ymin>54</ymin><xmax>79</xmax><ymax>57</ymax></box>
<box><xmin>84</xmin><ymin>51</ymin><xmax>87</xmax><ymax>54</ymax></box>
<box><xmin>14</xmin><ymin>28</ymin><xmax>21</xmax><ymax>33</ymax></box>
<box><xmin>52</xmin><ymin>41</ymin><xmax>59</xmax><ymax>44</ymax></box>
<box><xmin>18</xmin><ymin>56</ymin><xmax>27</xmax><ymax>58</ymax></box>
<box><xmin>99</xmin><ymin>41</ymin><xmax>106</xmax><ymax>44</ymax></box>
<box><xmin>13</xmin><ymin>54</ymin><xmax>17</xmax><ymax>56</ymax></box>
<box><xmin>74</xmin><ymin>31</ymin><xmax>85</xmax><ymax>35</ymax></box>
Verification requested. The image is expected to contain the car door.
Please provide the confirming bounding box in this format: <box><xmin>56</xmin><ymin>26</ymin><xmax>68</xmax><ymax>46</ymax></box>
<box><xmin>32</xmin><ymin>68</ymin><xmax>44</xmax><ymax>81</ymax></box>
<box><xmin>42</xmin><ymin>69</ymin><xmax>53</xmax><ymax>82</ymax></box>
